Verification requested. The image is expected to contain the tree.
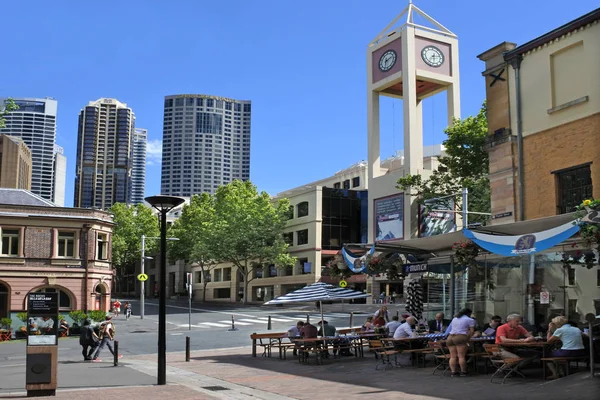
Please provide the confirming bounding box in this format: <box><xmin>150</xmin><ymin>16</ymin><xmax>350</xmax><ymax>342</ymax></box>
<box><xmin>110</xmin><ymin>203</ymin><xmax>160</xmax><ymax>294</ymax></box>
<box><xmin>169</xmin><ymin>193</ymin><xmax>220</xmax><ymax>302</ymax></box>
<box><xmin>396</xmin><ymin>102</ymin><xmax>490</xmax><ymax>226</ymax></box>
<box><xmin>0</xmin><ymin>99</ymin><xmax>18</xmax><ymax>129</ymax></box>
<box><xmin>212</xmin><ymin>180</ymin><xmax>296</xmax><ymax>304</ymax></box>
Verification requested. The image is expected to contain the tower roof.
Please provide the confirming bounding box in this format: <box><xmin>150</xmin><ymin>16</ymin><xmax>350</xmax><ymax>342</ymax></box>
<box><xmin>370</xmin><ymin>1</ymin><xmax>456</xmax><ymax>46</ymax></box>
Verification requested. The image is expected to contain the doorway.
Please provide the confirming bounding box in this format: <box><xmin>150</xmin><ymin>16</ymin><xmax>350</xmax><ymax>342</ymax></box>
<box><xmin>0</xmin><ymin>282</ymin><xmax>9</xmax><ymax>318</ymax></box>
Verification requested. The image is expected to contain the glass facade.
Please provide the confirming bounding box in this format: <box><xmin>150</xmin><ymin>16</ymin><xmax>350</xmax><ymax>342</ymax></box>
<box><xmin>321</xmin><ymin>187</ymin><xmax>368</xmax><ymax>250</ymax></box>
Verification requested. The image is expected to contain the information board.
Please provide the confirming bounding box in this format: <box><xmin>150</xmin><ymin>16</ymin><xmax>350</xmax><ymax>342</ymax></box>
<box><xmin>27</xmin><ymin>293</ymin><xmax>59</xmax><ymax>346</ymax></box>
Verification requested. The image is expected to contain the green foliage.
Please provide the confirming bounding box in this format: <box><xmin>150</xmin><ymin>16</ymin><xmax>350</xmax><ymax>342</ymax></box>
<box><xmin>110</xmin><ymin>202</ymin><xmax>160</xmax><ymax>278</ymax></box>
<box><xmin>169</xmin><ymin>193</ymin><xmax>220</xmax><ymax>302</ymax></box>
<box><xmin>0</xmin><ymin>98</ymin><xmax>18</xmax><ymax>129</ymax></box>
<box><xmin>16</xmin><ymin>312</ymin><xmax>28</xmax><ymax>324</ymax></box>
<box><xmin>88</xmin><ymin>310</ymin><xmax>107</xmax><ymax>322</ymax></box>
<box><xmin>397</xmin><ymin>102</ymin><xmax>490</xmax><ymax>226</ymax></box>
<box><xmin>0</xmin><ymin>318</ymin><xmax>12</xmax><ymax>329</ymax></box>
<box><xmin>68</xmin><ymin>310</ymin><xmax>88</xmax><ymax>325</ymax></box>
<box><xmin>212</xmin><ymin>180</ymin><xmax>296</xmax><ymax>303</ymax></box>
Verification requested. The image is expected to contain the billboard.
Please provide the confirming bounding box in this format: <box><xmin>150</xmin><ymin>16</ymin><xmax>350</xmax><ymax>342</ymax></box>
<box><xmin>374</xmin><ymin>193</ymin><xmax>404</xmax><ymax>241</ymax></box>
<box><xmin>419</xmin><ymin>198</ymin><xmax>456</xmax><ymax>237</ymax></box>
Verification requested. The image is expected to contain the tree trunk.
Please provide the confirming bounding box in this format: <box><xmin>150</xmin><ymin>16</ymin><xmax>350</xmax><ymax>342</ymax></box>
<box><xmin>202</xmin><ymin>281</ymin><xmax>207</xmax><ymax>303</ymax></box>
<box><xmin>243</xmin><ymin>272</ymin><xmax>249</xmax><ymax>305</ymax></box>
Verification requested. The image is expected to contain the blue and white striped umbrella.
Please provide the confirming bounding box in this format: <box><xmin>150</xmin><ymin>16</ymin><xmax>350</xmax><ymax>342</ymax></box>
<box><xmin>264</xmin><ymin>282</ymin><xmax>369</xmax><ymax>305</ymax></box>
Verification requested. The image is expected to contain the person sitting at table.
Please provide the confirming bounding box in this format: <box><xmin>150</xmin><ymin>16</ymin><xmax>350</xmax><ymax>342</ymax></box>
<box><xmin>446</xmin><ymin>308</ymin><xmax>476</xmax><ymax>377</ymax></box>
<box><xmin>473</xmin><ymin>315</ymin><xmax>502</xmax><ymax>337</ymax></box>
<box><xmin>317</xmin><ymin>320</ymin><xmax>336</xmax><ymax>337</ymax></box>
<box><xmin>301</xmin><ymin>321</ymin><xmax>318</xmax><ymax>339</ymax></box>
<box><xmin>545</xmin><ymin>316</ymin><xmax>586</xmax><ymax>380</ymax></box>
<box><xmin>288</xmin><ymin>321</ymin><xmax>305</xmax><ymax>356</ymax></box>
<box><xmin>362</xmin><ymin>317</ymin><xmax>375</xmax><ymax>332</ymax></box>
<box><xmin>496</xmin><ymin>313</ymin><xmax>536</xmax><ymax>361</ymax></box>
<box><xmin>59</xmin><ymin>318</ymin><xmax>69</xmax><ymax>336</ymax></box>
<box><xmin>393</xmin><ymin>316</ymin><xmax>417</xmax><ymax>339</ymax></box>
<box><xmin>428</xmin><ymin>312</ymin><xmax>450</xmax><ymax>333</ymax></box>
<box><xmin>385</xmin><ymin>315</ymin><xmax>402</xmax><ymax>337</ymax></box>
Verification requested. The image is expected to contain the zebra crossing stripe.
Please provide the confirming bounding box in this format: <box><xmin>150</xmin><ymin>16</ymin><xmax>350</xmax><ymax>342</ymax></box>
<box><xmin>219</xmin><ymin>320</ymin><xmax>252</xmax><ymax>325</ymax></box>
<box><xmin>199</xmin><ymin>322</ymin><xmax>230</xmax><ymax>327</ymax></box>
<box><xmin>239</xmin><ymin>319</ymin><xmax>269</xmax><ymax>324</ymax></box>
<box><xmin>257</xmin><ymin>317</ymin><xmax>295</xmax><ymax>322</ymax></box>
<box><xmin>176</xmin><ymin>324</ymin><xmax>210</xmax><ymax>328</ymax></box>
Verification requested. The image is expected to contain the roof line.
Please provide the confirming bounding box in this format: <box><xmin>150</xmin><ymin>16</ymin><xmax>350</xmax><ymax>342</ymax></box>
<box><xmin>504</xmin><ymin>7</ymin><xmax>600</xmax><ymax>61</ymax></box>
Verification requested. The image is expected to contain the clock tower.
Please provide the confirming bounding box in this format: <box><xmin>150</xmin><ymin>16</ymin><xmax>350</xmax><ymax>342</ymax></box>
<box><xmin>367</xmin><ymin>2</ymin><xmax>461</xmax><ymax>243</ymax></box>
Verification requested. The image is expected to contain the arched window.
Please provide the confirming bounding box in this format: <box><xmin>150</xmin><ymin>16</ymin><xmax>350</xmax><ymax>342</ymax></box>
<box><xmin>297</xmin><ymin>202</ymin><xmax>309</xmax><ymax>218</ymax></box>
<box><xmin>33</xmin><ymin>287</ymin><xmax>72</xmax><ymax>311</ymax></box>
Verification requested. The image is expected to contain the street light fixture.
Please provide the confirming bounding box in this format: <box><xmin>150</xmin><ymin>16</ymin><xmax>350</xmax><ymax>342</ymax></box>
<box><xmin>145</xmin><ymin>195</ymin><xmax>185</xmax><ymax>386</ymax></box>
<box><xmin>140</xmin><ymin>235</ymin><xmax>179</xmax><ymax>320</ymax></box>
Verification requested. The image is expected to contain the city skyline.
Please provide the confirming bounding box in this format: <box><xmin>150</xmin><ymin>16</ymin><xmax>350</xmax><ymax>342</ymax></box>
<box><xmin>1</xmin><ymin>1</ymin><xmax>597</xmax><ymax>207</ymax></box>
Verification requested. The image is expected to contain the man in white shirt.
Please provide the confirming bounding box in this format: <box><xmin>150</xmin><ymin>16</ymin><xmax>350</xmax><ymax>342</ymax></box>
<box><xmin>385</xmin><ymin>316</ymin><xmax>402</xmax><ymax>337</ymax></box>
<box><xmin>394</xmin><ymin>317</ymin><xmax>416</xmax><ymax>339</ymax></box>
<box><xmin>288</xmin><ymin>321</ymin><xmax>304</xmax><ymax>356</ymax></box>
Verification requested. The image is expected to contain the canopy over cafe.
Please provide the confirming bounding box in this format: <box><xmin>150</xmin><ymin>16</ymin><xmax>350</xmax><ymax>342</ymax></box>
<box><xmin>344</xmin><ymin>211</ymin><xmax>600</xmax><ymax>328</ymax></box>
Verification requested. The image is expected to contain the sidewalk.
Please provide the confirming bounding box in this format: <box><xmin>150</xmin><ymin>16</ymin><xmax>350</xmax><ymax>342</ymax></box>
<box><xmin>2</xmin><ymin>346</ymin><xmax>598</xmax><ymax>400</ymax></box>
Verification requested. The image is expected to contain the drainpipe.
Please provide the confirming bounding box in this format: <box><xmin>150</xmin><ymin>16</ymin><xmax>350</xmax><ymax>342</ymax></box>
<box><xmin>82</xmin><ymin>224</ymin><xmax>91</xmax><ymax>313</ymax></box>
<box><xmin>509</xmin><ymin>54</ymin><xmax>524</xmax><ymax>222</ymax></box>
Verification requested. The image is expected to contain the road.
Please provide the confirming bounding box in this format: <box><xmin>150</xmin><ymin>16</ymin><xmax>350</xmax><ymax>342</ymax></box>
<box><xmin>0</xmin><ymin>299</ymin><xmax>370</xmax><ymax>362</ymax></box>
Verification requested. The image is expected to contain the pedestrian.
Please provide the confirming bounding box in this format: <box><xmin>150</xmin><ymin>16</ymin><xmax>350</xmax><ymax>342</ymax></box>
<box><xmin>124</xmin><ymin>302</ymin><xmax>132</xmax><ymax>320</ymax></box>
<box><xmin>92</xmin><ymin>316</ymin><xmax>123</xmax><ymax>362</ymax></box>
<box><xmin>112</xmin><ymin>299</ymin><xmax>121</xmax><ymax>317</ymax></box>
<box><xmin>79</xmin><ymin>319</ymin><xmax>99</xmax><ymax>361</ymax></box>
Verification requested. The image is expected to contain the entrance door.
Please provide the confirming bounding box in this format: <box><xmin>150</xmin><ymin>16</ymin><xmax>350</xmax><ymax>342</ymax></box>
<box><xmin>0</xmin><ymin>283</ymin><xmax>9</xmax><ymax>318</ymax></box>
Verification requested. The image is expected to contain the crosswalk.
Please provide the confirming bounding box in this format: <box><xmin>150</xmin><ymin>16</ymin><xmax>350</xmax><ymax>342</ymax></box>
<box><xmin>173</xmin><ymin>313</ymin><xmax>356</xmax><ymax>330</ymax></box>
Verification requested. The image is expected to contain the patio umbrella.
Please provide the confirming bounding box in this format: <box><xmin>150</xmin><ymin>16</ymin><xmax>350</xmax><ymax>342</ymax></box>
<box><xmin>264</xmin><ymin>282</ymin><xmax>369</xmax><ymax>337</ymax></box>
<box><xmin>406</xmin><ymin>280</ymin><xmax>424</xmax><ymax>321</ymax></box>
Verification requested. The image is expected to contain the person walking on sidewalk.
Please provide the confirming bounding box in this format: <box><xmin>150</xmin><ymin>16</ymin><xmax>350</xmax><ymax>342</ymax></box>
<box><xmin>124</xmin><ymin>301</ymin><xmax>132</xmax><ymax>320</ymax></box>
<box><xmin>92</xmin><ymin>316</ymin><xmax>123</xmax><ymax>362</ymax></box>
<box><xmin>79</xmin><ymin>319</ymin><xmax>99</xmax><ymax>360</ymax></box>
<box><xmin>112</xmin><ymin>299</ymin><xmax>121</xmax><ymax>317</ymax></box>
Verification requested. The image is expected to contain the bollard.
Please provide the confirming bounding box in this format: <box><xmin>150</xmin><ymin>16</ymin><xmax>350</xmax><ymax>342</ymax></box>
<box><xmin>228</xmin><ymin>314</ymin><xmax>238</xmax><ymax>331</ymax></box>
<box><xmin>185</xmin><ymin>336</ymin><xmax>190</xmax><ymax>362</ymax></box>
<box><xmin>267</xmin><ymin>315</ymin><xmax>272</xmax><ymax>330</ymax></box>
<box><xmin>349</xmin><ymin>312</ymin><xmax>354</xmax><ymax>329</ymax></box>
<box><xmin>114</xmin><ymin>340</ymin><xmax>119</xmax><ymax>367</ymax></box>
<box><xmin>306</xmin><ymin>314</ymin><xmax>310</xmax><ymax>324</ymax></box>
<box><xmin>396</xmin><ymin>310</ymin><xmax>399</xmax><ymax>319</ymax></box>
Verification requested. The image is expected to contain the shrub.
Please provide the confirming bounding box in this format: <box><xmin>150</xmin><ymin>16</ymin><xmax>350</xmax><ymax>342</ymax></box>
<box><xmin>68</xmin><ymin>310</ymin><xmax>87</xmax><ymax>326</ymax></box>
<box><xmin>16</xmin><ymin>312</ymin><xmax>28</xmax><ymax>324</ymax></box>
<box><xmin>88</xmin><ymin>310</ymin><xmax>107</xmax><ymax>323</ymax></box>
<box><xmin>0</xmin><ymin>318</ymin><xmax>12</xmax><ymax>330</ymax></box>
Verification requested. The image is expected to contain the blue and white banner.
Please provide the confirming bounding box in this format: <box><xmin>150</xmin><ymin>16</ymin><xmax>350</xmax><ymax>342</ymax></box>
<box><xmin>463</xmin><ymin>221</ymin><xmax>580</xmax><ymax>257</ymax></box>
<box><xmin>342</xmin><ymin>245</ymin><xmax>375</xmax><ymax>272</ymax></box>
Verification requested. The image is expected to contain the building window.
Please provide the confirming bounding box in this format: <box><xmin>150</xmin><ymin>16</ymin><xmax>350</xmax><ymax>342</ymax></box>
<box><xmin>297</xmin><ymin>202</ymin><xmax>309</xmax><ymax>218</ymax></box>
<box><xmin>1</xmin><ymin>228</ymin><xmax>20</xmax><ymax>256</ymax></box>
<box><xmin>196</xmin><ymin>272</ymin><xmax>202</xmax><ymax>284</ymax></box>
<box><xmin>333</xmin><ymin>182</ymin><xmax>341</xmax><ymax>189</ymax></box>
<box><xmin>283</xmin><ymin>232</ymin><xmax>293</xmax><ymax>246</ymax></box>
<box><xmin>97</xmin><ymin>233</ymin><xmax>108</xmax><ymax>260</ymax></box>
<box><xmin>213</xmin><ymin>288</ymin><xmax>231</xmax><ymax>299</ymax></box>
<box><xmin>286</xmin><ymin>204</ymin><xmax>294</xmax><ymax>220</ymax></box>
<box><xmin>214</xmin><ymin>269</ymin><xmax>222</xmax><ymax>282</ymax></box>
<box><xmin>555</xmin><ymin>164</ymin><xmax>592</xmax><ymax>214</ymax></box>
<box><xmin>352</xmin><ymin>177</ymin><xmax>360</xmax><ymax>188</ymax></box>
<box><xmin>33</xmin><ymin>288</ymin><xmax>72</xmax><ymax>311</ymax></box>
<box><xmin>297</xmin><ymin>229</ymin><xmax>308</xmax><ymax>245</ymax></box>
<box><xmin>343</xmin><ymin>180</ymin><xmax>350</xmax><ymax>189</ymax></box>
<box><xmin>223</xmin><ymin>267</ymin><xmax>232</xmax><ymax>281</ymax></box>
<box><xmin>567</xmin><ymin>266</ymin><xmax>575</xmax><ymax>286</ymax></box>
<box><xmin>57</xmin><ymin>231</ymin><xmax>75</xmax><ymax>258</ymax></box>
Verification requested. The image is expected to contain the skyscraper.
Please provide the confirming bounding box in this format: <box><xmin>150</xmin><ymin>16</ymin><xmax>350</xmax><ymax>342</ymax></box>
<box><xmin>53</xmin><ymin>145</ymin><xmax>66</xmax><ymax>207</ymax></box>
<box><xmin>74</xmin><ymin>98</ymin><xmax>135</xmax><ymax>209</ymax></box>
<box><xmin>130</xmin><ymin>128</ymin><xmax>147</xmax><ymax>205</ymax></box>
<box><xmin>0</xmin><ymin>97</ymin><xmax>63</xmax><ymax>203</ymax></box>
<box><xmin>160</xmin><ymin>94</ymin><xmax>251</xmax><ymax>196</ymax></box>
<box><xmin>0</xmin><ymin>134</ymin><xmax>32</xmax><ymax>190</ymax></box>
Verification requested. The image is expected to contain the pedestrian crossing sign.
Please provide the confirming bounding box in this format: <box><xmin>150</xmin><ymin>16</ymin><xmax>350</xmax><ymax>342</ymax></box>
<box><xmin>339</xmin><ymin>280</ymin><xmax>348</xmax><ymax>288</ymax></box>
<box><xmin>137</xmin><ymin>273</ymin><xmax>148</xmax><ymax>282</ymax></box>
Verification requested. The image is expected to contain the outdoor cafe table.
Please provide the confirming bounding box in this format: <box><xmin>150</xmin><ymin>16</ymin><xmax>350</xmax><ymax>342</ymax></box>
<box><xmin>500</xmin><ymin>340</ymin><xmax>551</xmax><ymax>358</ymax></box>
<box><xmin>293</xmin><ymin>336</ymin><xmax>364</xmax><ymax>364</ymax></box>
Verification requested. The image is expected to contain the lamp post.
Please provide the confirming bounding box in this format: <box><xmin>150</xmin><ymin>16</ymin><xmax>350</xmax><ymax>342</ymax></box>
<box><xmin>140</xmin><ymin>235</ymin><xmax>179</xmax><ymax>320</ymax></box>
<box><xmin>145</xmin><ymin>195</ymin><xmax>185</xmax><ymax>386</ymax></box>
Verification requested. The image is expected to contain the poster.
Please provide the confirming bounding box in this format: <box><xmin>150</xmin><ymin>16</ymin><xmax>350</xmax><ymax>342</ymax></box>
<box><xmin>419</xmin><ymin>198</ymin><xmax>456</xmax><ymax>237</ymax></box>
<box><xmin>540</xmin><ymin>291</ymin><xmax>550</xmax><ymax>304</ymax></box>
<box><xmin>374</xmin><ymin>194</ymin><xmax>404</xmax><ymax>241</ymax></box>
<box><xmin>27</xmin><ymin>293</ymin><xmax>59</xmax><ymax>346</ymax></box>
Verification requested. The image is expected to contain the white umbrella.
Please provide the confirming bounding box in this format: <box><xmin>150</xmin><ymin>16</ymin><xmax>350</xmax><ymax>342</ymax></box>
<box><xmin>265</xmin><ymin>282</ymin><xmax>369</xmax><ymax>344</ymax></box>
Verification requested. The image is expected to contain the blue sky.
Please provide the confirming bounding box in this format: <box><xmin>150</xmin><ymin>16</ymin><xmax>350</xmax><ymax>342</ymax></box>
<box><xmin>1</xmin><ymin>0</ymin><xmax>597</xmax><ymax>207</ymax></box>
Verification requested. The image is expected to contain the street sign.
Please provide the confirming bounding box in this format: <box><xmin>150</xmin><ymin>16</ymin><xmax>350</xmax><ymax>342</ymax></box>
<box><xmin>339</xmin><ymin>280</ymin><xmax>348</xmax><ymax>288</ymax></box>
<box><xmin>137</xmin><ymin>273</ymin><xmax>148</xmax><ymax>282</ymax></box>
<box><xmin>540</xmin><ymin>291</ymin><xmax>550</xmax><ymax>304</ymax></box>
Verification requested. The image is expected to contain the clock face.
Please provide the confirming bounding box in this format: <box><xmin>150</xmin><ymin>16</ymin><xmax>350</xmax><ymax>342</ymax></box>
<box><xmin>421</xmin><ymin>46</ymin><xmax>444</xmax><ymax>67</ymax></box>
<box><xmin>378</xmin><ymin>50</ymin><xmax>397</xmax><ymax>72</ymax></box>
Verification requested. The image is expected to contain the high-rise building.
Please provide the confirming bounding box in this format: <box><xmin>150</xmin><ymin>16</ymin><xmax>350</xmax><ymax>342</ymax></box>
<box><xmin>0</xmin><ymin>97</ymin><xmax>62</xmax><ymax>203</ymax></box>
<box><xmin>130</xmin><ymin>128</ymin><xmax>147</xmax><ymax>205</ymax></box>
<box><xmin>0</xmin><ymin>134</ymin><xmax>32</xmax><ymax>190</ymax></box>
<box><xmin>53</xmin><ymin>145</ymin><xmax>66</xmax><ymax>206</ymax></box>
<box><xmin>160</xmin><ymin>94</ymin><xmax>251</xmax><ymax>196</ymax></box>
<box><xmin>74</xmin><ymin>98</ymin><xmax>135</xmax><ymax>209</ymax></box>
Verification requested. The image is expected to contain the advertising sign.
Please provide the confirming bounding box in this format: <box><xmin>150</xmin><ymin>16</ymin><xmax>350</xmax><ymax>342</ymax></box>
<box><xmin>403</xmin><ymin>262</ymin><xmax>428</xmax><ymax>274</ymax></box>
<box><xmin>540</xmin><ymin>291</ymin><xmax>550</xmax><ymax>304</ymax></box>
<box><xmin>419</xmin><ymin>198</ymin><xmax>456</xmax><ymax>237</ymax></box>
<box><xmin>27</xmin><ymin>293</ymin><xmax>59</xmax><ymax>346</ymax></box>
<box><xmin>374</xmin><ymin>194</ymin><xmax>404</xmax><ymax>241</ymax></box>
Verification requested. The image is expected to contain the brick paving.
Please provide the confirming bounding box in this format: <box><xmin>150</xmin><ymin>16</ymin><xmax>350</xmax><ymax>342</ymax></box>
<box><xmin>1</xmin><ymin>385</ymin><xmax>217</xmax><ymax>400</ymax></box>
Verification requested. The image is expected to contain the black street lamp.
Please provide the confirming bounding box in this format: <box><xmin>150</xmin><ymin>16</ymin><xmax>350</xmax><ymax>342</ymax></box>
<box><xmin>145</xmin><ymin>195</ymin><xmax>185</xmax><ymax>385</ymax></box>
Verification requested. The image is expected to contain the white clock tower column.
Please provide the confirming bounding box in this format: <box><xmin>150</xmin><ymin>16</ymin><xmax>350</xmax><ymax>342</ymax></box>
<box><xmin>367</xmin><ymin>2</ymin><xmax>461</xmax><ymax>243</ymax></box>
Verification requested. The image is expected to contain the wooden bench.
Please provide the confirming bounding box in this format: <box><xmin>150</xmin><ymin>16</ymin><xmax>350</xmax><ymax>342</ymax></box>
<box><xmin>541</xmin><ymin>356</ymin><xmax>589</xmax><ymax>379</ymax></box>
<box><xmin>250</xmin><ymin>332</ymin><xmax>288</xmax><ymax>358</ymax></box>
